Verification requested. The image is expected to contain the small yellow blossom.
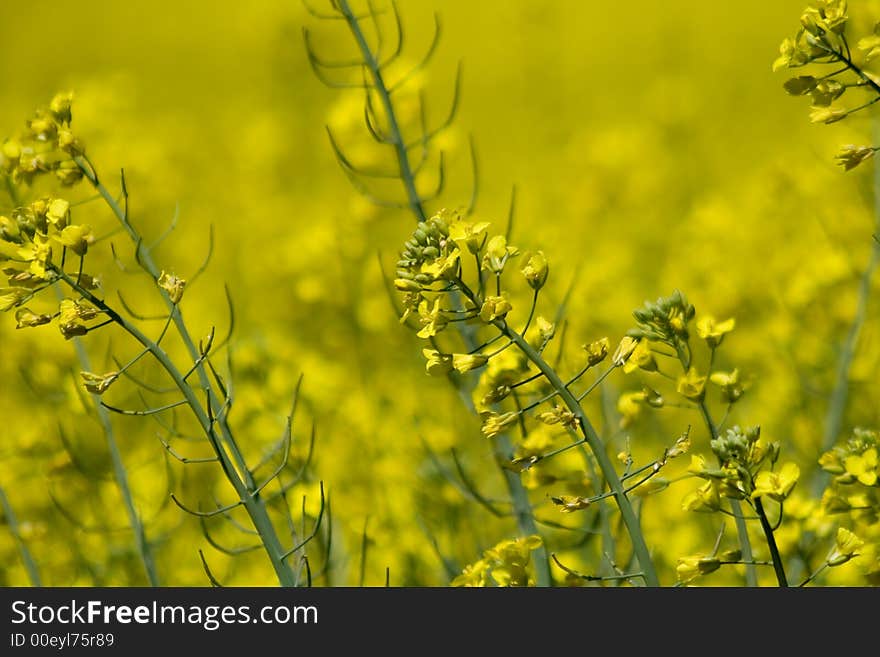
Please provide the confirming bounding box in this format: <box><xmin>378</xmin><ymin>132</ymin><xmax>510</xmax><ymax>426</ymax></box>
<box><xmin>551</xmin><ymin>495</ymin><xmax>591</xmax><ymax>512</ymax></box>
<box><xmin>828</xmin><ymin>527</ymin><xmax>864</xmax><ymax>567</ymax></box>
<box><xmin>583</xmin><ymin>337</ymin><xmax>609</xmax><ymax>367</ymax></box>
<box><xmin>751</xmin><ymin>462</ymin><xmax>800</xmax><ymax>502</ymax></box>
<box><xmin>710</xmin><ymin>369</ymin><xmax>744</xmax><ymax>404</ymax></box>
<box><xmin>80</xmin><ymin>370</ymin><xmax>119</xmax><ymax>395</ymax></box>
<box><xmin>415</xmin><ymin>298</ymin><xmax>447</xmax><ymax>338</ymax></box>
<box><xmin>480</xmin><ymin>410</ymin><xmax>518</xmax><ymax>438</ymax></box>
<box><xmin>676</xmin><ymin>555</ymin><xmax>721</xmax><ymax>583</ymax></box>
<box><xmin>482</xmin><ymin>235</ymin><xmax>518</xmax><ymax>273</ymax></box>
<box><xmin>158</xmin><ymin>271</ymin><xmax>186</xmax><ymax>304</ymax></box>
<box><xmin>447</xmin><ymin>219</ymin><xmax>489</xmax><ymax>254</ymax></box>
<box><xmin>622</xmin><ymin>339</ymin><xmax>656</xmax><ymax>373</ymax></box>
<box><xmin>682</xmin><ymin>480</ymin><xmax>721</xmax><ymax>512</ymax></box>
<box><xmin>677</xmin><ymin>367</ymin><xmax>706</xmax><ymax>401</ymax></box>
<box><xmin>612</xmin><ymin>336</ymin><xmax>639</xmax><ymax>367</ymax></box>
<box><xmin>54</xmin><ymin>224</ymin><xmax>93</xmax><ymax>257</ymax></box>
<box><xmin>422</xmin><ymin>348</ymin><xmax>453</xmax><ymax>376</ymax></box>
<box><xmin>479</xmin><ymin>294</ymin><xmax>512</xmax><ymax>322</ymax></box>
<box><xmin>14</xmin><ymin>307</ymin><xmax>51</xmax><ymax>329</ymax></box>
<box><xmin>696</xmin><ymin>315</ymin><xmax>735</xmax><ymax>348</ymax></box>
<box><xmin>420</xmin><ymin>247</ymin><xmax>461</xmax><ymax>281</ymax></box>
<box><xmin>520</xmin><ymin>251</ymin><xmax>548</xmax><ymax>290</ymax></box>
<box><xmin>452</xmin><ymin>353</ymin><xmax>488</xmax><ymax>374</ymax></box>
<box><xmin>843</xmin><ymin>448</ymin><xmax>878</xmax><ymax>486</ymax></box>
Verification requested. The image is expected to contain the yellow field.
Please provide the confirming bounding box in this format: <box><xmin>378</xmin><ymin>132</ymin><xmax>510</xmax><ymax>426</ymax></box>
<box><xmin>0</xmin><ymin>0</ymin><xmax>877</xmax><ymax>587</ymax></box>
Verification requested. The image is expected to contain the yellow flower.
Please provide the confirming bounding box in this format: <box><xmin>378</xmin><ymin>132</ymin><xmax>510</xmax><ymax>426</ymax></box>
<box><xmin>452</xmin><ymin>353</ymin><xmax>488</xmax><ymax>374</ymax></box>
<box><xmin>617</xmin><ymin>390</ymin><xmax>647</xmax><ymax>428</ymax></box>
<box><xmin>612</xmin><ymin>336</ymin><xmax>639</xmax><ymax>367</ymax></box>
<box><xmin>676</xmin><ymin>555</ymin><xmax>721</xmax><ymax>582</ymax></box>
<box><xmin>751</xmin><ymin>462</ymin><xmax>800</xmax><ymax>502</ymax></box>
<box><xmin>14</xmin><ymin>307</ymin><xmax>51</xmax><ymax>329</ymax></box>
<box><xmin>828</xmin><ymin>527</ymin><xmax>864</xmax><ymax>567</ymax></box>
<box><xmin>843</xmin><ymin>448</ymin><xmax>878</xmax><ymax>486</ymax></box>
<box><xmin>695</xmin><ymin>315</ymin><xmax>735</xmax><ymax>348</ymax></box>
<box><xmin>415</xmin><ymin>298</ymin><xmax>447</xmax><ymax>338</ymax></box>
<box><xmin>583</xmin><ymin>337</ymin><xmax>609</xmax><ymax>367</ymax></box>
<box><xmin>420</xmin><ymin>247</ymin><xmax>461</xmax><ymax>281</ymax></box>
<box><xmin>520</xmin><ymin>251</ymin><xmax>548</xmax><ymax>290</ymax></box>
<box><xmin>809</xmin><ymin>107</ymin><xmax>847</xmax><ymax>124</ymax></box>
<box><xmin>535</xmin><ymin>316</ymin><xmax>555</xmax><ymax>343</ymax></box>
<box><xmin>0</xmin><ymin>287</ymin><xmax>31</xmax><ymax>312</ymax></box>
<box><xmin>58</xmin><ymin>298</ymin><xmax>100</xmax><ymax>339</ymax></box>
<box><xmin>709</xmin><ymin>369</ymin><xmax>744</xmax><ymax>404</ymax></box>
<box><xmin>46</xmin><ymin>198</ymin><xmax>70</xmax><ymax>228</ymax></box>
<box><xmin>422</xmin><ymin>348</ymin><xmax>453</xmax><ymax>376</ymax></box>
<box><xmin>682</xmin><ymin>480</ymin><xmax>721</xmax><ymax>512</ymax></box>
<box><xmin>622</xmin><ymin>339</ymin><xmax>656</xmax><ymax>374</ymax></box>
<box><xmin>451</xmin><ymin>559</ymin><xmax>490</xmax><ymax>587</ymax></box>
<box><xmin>482</xmin><ymin>235</ymin><xmax>518</xmax><ymax>273</ymax></box>
<box><xmin>676</xmin><ymin>367</ymin><xmax>706</xmax><ymax>401</ymax></box>
<box><xmin>54</xmin><ymin>224</ymin><xmax>93</xmax><ymax>257</ymax></box>
<box><xmin>835</xmin><ymin>145</ymin><xmax>876</xmax><ymax>171</ymax></box>
<box><xmin>480</xmin><ymin>410</ymin><xmax>518</xmax><ymax>438</ymax></box>
<box><xmin>551</xmin><ymin>495</ymin><xmax>591</xmax><ymax>512</ymax></box>
<box><xmin>479</xmin><ymin>294</ymin><xmax>512</xmax><ymax>323</ymax></box>
<box><xmin>447</xmin><ymin>218</ymin><xmax>489</xmax><ymax>254</ymax></box>
<box><xmin>537</xmin><ymin>404</ymin><xmax>577</xmax><ymax>429</ymax></box>
<box><xmin>49</xmin><ymin>91</ymin><xmax>74</xmax><ymax>124</ymax></box>
<box><xmin>80</xmin><ymin>370</ymin><xmax>120</xmax><ymax>395</ymax></box>
<box><xmin>158</xmin><ymin>271</ymin><xmax>186</xmax><ymax>304</ymax></box>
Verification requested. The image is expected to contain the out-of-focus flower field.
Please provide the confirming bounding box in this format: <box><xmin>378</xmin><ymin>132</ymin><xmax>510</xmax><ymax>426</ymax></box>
<box><xmin>0</xmin><ymin>0</ymin><xmax>878</xmax><ymax>586</ymax></box>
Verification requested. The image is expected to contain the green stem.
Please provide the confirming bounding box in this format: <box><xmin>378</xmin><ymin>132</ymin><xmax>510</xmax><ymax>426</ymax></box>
<box><xmin>55</xmin><ymin>267</ymin><xmax>298</xmax><ymax>587</ymax></box>
<box><xmin>0</xmin><ymin>485</ymin><xmax>42</xmax><ymax>586</ymax></box>
<box><xmin>505</xmin><ymin>327</ymin><xmax>658</xmax><ymax>585</ymax></box>
<box><xmin>753</xmin><ymin>497</ymin><xmax>788</xmax><ymax>587</ymax></box>
<box><xmin>337</xmin><ymin>0</ymin><xmax>427</xmax><ymax>222</ymax></box>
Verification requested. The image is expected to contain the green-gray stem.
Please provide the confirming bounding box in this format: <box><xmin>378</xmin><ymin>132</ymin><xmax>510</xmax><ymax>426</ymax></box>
<box><xmin>753</xmin><ymin>497</ymin><xmax>788</xmax><ymax>587</ymax></box>
<box><xmin>0</xmin><ymin>485</ymin><xmax>42</xmax><ymax>586</ymax></box>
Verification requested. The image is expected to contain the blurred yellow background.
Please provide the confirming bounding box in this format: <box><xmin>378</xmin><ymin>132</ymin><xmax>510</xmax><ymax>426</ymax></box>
<box><xmin>0</xmin><ymin>0</ymin><xmax>877</xmax><ymax>586</ymax></box>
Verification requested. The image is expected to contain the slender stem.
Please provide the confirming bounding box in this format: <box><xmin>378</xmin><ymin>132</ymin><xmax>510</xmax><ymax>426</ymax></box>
<box><xmin>0</xmin><ymin>485</ymin><xmax>41</xmax><ymax>586</ymax></box>
<box><xmin>337</xmin><ymin>0</ymin><xmax>426</xmax><ymax>221</ymax></box>
<box><xmin>753</xmin><ymin>497</ymin><xmax>788</xmax><ymax>587</ymax></box>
